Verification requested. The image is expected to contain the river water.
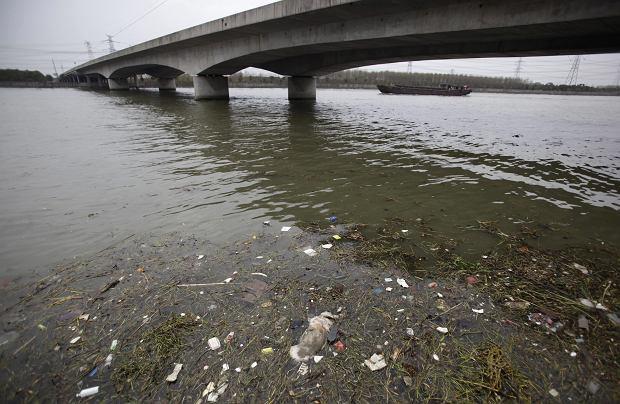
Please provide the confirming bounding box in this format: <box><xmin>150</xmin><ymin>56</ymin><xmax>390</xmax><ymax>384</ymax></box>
<box><xmin>0</xmin><ymin>87</ymin><xmax>618</xmax><ymax>277</ymax></box>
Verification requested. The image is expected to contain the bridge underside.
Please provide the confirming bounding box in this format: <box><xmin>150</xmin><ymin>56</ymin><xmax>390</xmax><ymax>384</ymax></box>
<box><xmin>61</xmin><ymin>0</ymin><xmax>620</xmax><ymax>100</ymax></box>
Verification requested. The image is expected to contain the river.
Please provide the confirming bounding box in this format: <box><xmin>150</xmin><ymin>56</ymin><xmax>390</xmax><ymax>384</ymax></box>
<box><xmin>0</xmin><ymin>87</ymin><xmax>618</xmax><ymax>277</ymax></box>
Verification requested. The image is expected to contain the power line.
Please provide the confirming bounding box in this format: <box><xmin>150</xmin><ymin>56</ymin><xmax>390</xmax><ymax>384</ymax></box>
<box><xmin>84</xmin><ymin>41</ymin><xmax>94</xmax><ymax>60</ymax></box>
<box><xmin>112</xmin><ymin>0</ymin><xmax>172</xmax><ymax>38</ymax></box>
<box><xmin>105</xmin><ymin>35</ymin><xmax>116</xmax><ymax>53</ymax></box>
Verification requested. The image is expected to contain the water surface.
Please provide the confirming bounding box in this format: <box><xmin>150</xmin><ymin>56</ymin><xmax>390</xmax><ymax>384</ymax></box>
<box><xmin>0</xmin><ymin>87</ymin><xmax>618</xmax><ymax>276</ymax></box>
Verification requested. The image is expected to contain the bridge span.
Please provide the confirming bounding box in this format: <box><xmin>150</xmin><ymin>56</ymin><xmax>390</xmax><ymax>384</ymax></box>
<box><xmin>61</xmin><ymin>0</ymin><xmax>620</xmax><ymax>100</ymax></box>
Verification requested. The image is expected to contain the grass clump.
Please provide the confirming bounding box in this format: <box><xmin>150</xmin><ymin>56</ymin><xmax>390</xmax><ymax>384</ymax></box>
<box><xmin>112</xmin><ymin>314</ymin><xmax>199</xmax><ymax>392</ymax></box>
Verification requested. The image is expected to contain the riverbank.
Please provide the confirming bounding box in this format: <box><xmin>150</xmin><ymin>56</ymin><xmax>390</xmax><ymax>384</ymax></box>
<box><xmin>1</xmin><ymin>218</ymin><xmax>617</xmax><ymax>402</ymax></box>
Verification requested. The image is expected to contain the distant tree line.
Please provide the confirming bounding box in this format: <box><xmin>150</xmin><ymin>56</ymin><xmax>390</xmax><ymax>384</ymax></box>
<box><xmin>169</xmin><ymin>70</ymin><xmax>615</xmax><ymax>92</ymax></box>
<box><xmin>0</xmin><ymin>69</ymin><xmax>53</xmax><ymax>82</ymax></box>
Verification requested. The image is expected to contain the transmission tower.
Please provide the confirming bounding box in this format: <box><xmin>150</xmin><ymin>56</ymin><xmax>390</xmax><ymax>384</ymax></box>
<box><xmin>514</xmin><ymin>57</ymin><xmax>523</xmax><ymax>79</ymax></box>
<box><xmin>565</xmin><ymin>56</ymin><xmax>581</xmax><ymax>85</ymax></box>
<box><xmin>51</xmin><ymin>59</ymin><xmax>59</xmax><ymax>78</ymax></box>
<box><xmin>105</xmin><ymin>35</ymin><xmax>116</xmax><ymax>53</ymax></box>
<box><xmin>407</xmin><ymin>62</ymin><xmax>413</xmax><ymax>74</ymax></box>
<box><xmin>84</xmin><ymin>41</ymin><xmax>94</xmax><ymax>60</ymax></box>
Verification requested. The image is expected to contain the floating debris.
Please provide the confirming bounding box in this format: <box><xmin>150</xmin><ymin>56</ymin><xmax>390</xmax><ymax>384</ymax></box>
<box><xmin>334</xmin><ymin>341</ymin><xmax>346</xmax><ymax>352</ymax></box>
<box><xmin>197</xmin><ymin>255</ymin><xmax>204</xmax><ymax>260</ymax></box>
<box><xmin>466</xmin><ymin>276</ymin><xmax>478</xmax><ymax>285</ymax></box>
<box><xmin>251</xmin><ymin>272</ymin><xmax>268</xmax><ymax>277</ymax></box>
<box><xmin>290</xmin><ymin>312</ymin><xmax>337</xmax><ymax>362</ymax></box>
<box><xmin>281</xmin><ymin>226</ymin><xmax>291</xmax><ymax>232</ymax></box>
<box><xmin>332</xmin><ymin>235</ymin><xmax>341</xmax><ymax>240</ymax></box>
<box><xmin>432</xmin><ymin>354</ymin><xmax>439</xmax><ymax>361</ymax></box>
<box><xmin>396</xmin><ymin>278</ymin><xmax>409</xmax><ymax>288</ymax></box>
<box><xmin>436</xmin><ymin>327</ymin><xmax>448</xmax><ymax>334</ymax></box>
<box><xmin>328</xmin><ymin>215</ymin><xmax>337</xmax><ymax>223</ymax></box>
<box><xmin>110</xmin><ymin>339</ymin><xmax>118</xmax><ymax>351</ymax></box>
<box><xmin>297</xmin><ymin>363</ymin><xmax>309</xmax><ymax>376</ymax></box>
<box><xmin>104</xmin><ymin>354</ymin><xmax>113</xmax><ymax>367</ymax></box>
<box><xmin>586</xmin><ymin>379</ymin><xmax>601</xmax><ymax>395</ymax></box>
<box><xmin>579</xmin><ymin>298</ymin><xmax>595</xmax><ymax>309</ymax></box>
<box><xmin>321</xmin><ymin>243</ymin><xmax>333</xmax><ymax>249</ymax></box>
<box><xmin>385</xmin><ymin>278</ymin><xmax>393</xmax><ymax>282</ymax></box>
<box><xmin>70</xmin><ymin>336</ymin><xmax>81</xmax><ymax>344</ymax></box>
<box><xmin>504</xmin><ymin>301</ymin><xmax>530</xmax><ymax>310</ymax></box>
<box><xmin>261</xmin><ymin>347</ymin><xmax>274</xmax><ymax>355</ymax></box>
<box><xmin>165</xmin><ymin>363</ymin><xmax>183</xmax><ymax>382</ymax></box>
<box><xmin>548</xmin><ymin>388</ymin><xmax>559</xmax><ymax>397</ymax></box>
<box><xmin>385</xmin><ymin>287</ymin><xmax>393</xmax><ymax>292</ymax></box>
<box><xmin>76</xmin><ymin>386</ymin><xmax>99</xmax><ymax>398</ymax></box>
<box><xmin>250</xmin><ymin>362</ymin><xmax>257</xmax><ymax>369</ymax></box>
<box><xmin>313</xmin><ymin>355</ymin><xmax>323</xmax><ymax>363</ymax></box>
<box><xmin>572</xmin><ymin>262</ymin><xmax>588</xmax><ymax>274</ymax></box>
<box><xmin>208</xmin><ymin>337</ymin><xmax>221</xmax><ymax>351</ymax></box>
<box><xmin>364</xmin><ymin>353</ymin><xmax>387</xmax><ymax>371</ymax></box>
<box><xmin>427</xmin><ymin>282</ymin><xmax>437</xmax><ymax>288</ymax></box>
<box><xmin>472</xmin><ymin>308</ymin><xmax>484</xmax><ymax>314</ymax></box>
<box><xmin>78</xmin><ymin>314</ymin><xmax>89</xmax><ymax>321</ymax></box>
<box><xmin>607</xmin><ymin>313</ymin><xmax>620</xmax><ymax>326</ymax></box>
<box><xmin>303</xmin><ymin>248</ymin><xmax>318</xmax><ymax>257</ymax></box>
<box><xmin>577</xmin><ymin>315</ymin><xmax>589</xmax><ymax>330</ymax></box>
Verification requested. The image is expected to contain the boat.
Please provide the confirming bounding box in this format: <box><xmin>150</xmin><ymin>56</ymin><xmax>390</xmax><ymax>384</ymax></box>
<box><xmin>377</xmin><ymin>83</ymin><xmax>472</xmax><ymax>96</ymax></box>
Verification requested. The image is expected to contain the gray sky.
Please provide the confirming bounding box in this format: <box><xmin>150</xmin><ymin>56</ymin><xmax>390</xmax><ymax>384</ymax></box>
<box><xmin>1</xmin><ymin>0</ymin><xmax>619</xmax><ymax>86</ymax></box>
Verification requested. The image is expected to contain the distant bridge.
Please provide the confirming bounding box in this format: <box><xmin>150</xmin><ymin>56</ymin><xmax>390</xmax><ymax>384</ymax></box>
<box><xmin>61</xmin><ymin>0</ymin><xmax>620</xmax><ymax>100</ymax></box>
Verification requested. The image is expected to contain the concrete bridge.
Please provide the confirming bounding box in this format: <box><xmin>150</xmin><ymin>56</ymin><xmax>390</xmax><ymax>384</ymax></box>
<box><xmin>61</xmin><ymin>0</ymin><xmax>620</xmax><ymax>100</ymax></box>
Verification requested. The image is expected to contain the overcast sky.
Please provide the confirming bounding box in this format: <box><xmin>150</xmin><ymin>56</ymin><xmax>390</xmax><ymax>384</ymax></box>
<box><xmin>1</xmin><ymin>0</ymin><xmax>619</xmax><ymax>86</ymax></box>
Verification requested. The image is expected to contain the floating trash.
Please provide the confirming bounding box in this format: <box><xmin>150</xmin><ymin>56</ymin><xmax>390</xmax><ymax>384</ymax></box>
<box><xmin>281</xmin><ymin>226</ymin><xmax>291</xmax><ymax>232</ymax></box>
<box><xmin>303</xmin><ymin>248</ymin><xmax>318</xmax><ymax>257</ymax></box>
<box><xmin>208</xmin><ymin>337</ymin><xmax>221</xmax><ymax>350</ymax></box>
<box><xmin>364</xmin><ymin>353</ymin><xmax>387</xmax><ymax>371</ymax></box>
<box><xmin>290</xmin><ymin>312</ymin><xmax>338</xmax><ymax>362</ymax></box>
<box><xmin>396</xmin><ymin>278</ymin><xmax>409</xmax><ymax>288</ymax></box>
<box><xmin>321</xmin><ymin>243</ymin><xmax>333</xmax><ymax>249</ymax></box>
<box><xmin>70</xmin><ymin>336</ymin><xmax>81</xmax><ymax>344</ymax></box>
<box><xmin>76</xmin><ymin>386</ymin><xmax>99</xmax><ymax>398</ymax></box>
<box><xmin>165</xmin><ymin>363</ymin><xmax>183</xmax><ymax>382</ymax></box>
<box><xmin>436</xmin><ymin>327</ymin><xmax>448</xmax><ymax>334</ymax></box>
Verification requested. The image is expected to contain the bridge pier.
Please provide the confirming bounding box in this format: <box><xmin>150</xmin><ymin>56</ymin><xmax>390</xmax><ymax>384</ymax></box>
<box><xmin>288</xmin><ymin>76</ymin><xmax>316</xmax><ymax>100</ymax></box>
<box><xmin>108</xmin><ymin>78</ymin><xmax>129</xmax><ymax>90</ymax></box>
<box><xmin>193</xmin><ymin>75</ymin><xmax>229</xmax><ymax>100</ymax></box>
<box><xmin>158</xmin><ymin>78</ymin><xmax>176</xmax><ymax>91</ymax></box>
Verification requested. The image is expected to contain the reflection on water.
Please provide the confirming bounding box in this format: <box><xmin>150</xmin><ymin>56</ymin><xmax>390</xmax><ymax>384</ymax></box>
<box><xmin>0</xmin><ymin>87</ymin><xmax>619</xmax><ymax>276</ymax></box>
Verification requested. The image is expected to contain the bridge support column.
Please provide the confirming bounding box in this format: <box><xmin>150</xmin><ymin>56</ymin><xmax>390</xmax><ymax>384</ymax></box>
<box><xmin>108</xmin><ymin>78</ymin><xmax>129</xmax><ymax>90</ymax></box>
<box><xmin>193</xmin><ymin>75</ymin><xmax>229</xmax><ymax>100</ymax></box>
<box><xmin>288</xmin><ymin>76</ymin><xmax>316</xmax><ymax>100</ymax></box>
<box><xmin>158</xmin><ymin>78</ymin><xmax>176</xmax><ymax>91</ymax></box>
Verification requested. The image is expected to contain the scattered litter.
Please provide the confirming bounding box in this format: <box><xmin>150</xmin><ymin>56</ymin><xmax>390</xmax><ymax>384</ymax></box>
<box><xmin>586</xmin><ymin>379</ymin><xmax>601</xmax><ymax>395</ymax></box>
<box><xmin>251</xmin><ymin>272</ymin><xmax>268</xmax><ymax>278</ymax></box>
<box><xmin>427</xmin><ymin>282</ymin><xmax>437</xmax><ymax>288</ymax></box>
<box><xmin>208</xmin><ymin>337</ymin><xmax>221</xmax><ymax>351</ymax></box>
<box><xmin>372</xmin><ymin>287</ymin><xmax>383</xmax><ymax>295</ymax></box>
<box><xmin>37</xmin><ymin>324</ymin><xmax>47</xmax><ymax>331</ymax></box>
<box><xmin>313</xmin><ymin>355</ymin><xmax>323</xmax><ymax>363</ymax></box>
<box><xmin>303</xmin><ymin>248</ymin><xmax>318</xmax><ymax>257</ymax></box>
<box><xmin>70</xmin><ymin>336</ymin><xmax>81</xmax><ymax>344</ymax></box>
<box><xmin>235</xmin><ymin>367</ymin><xmax>241</xmax><ymax>373</ymax></box>
<box><xmin>595</xmin><ymin>303</ymin><xmax>608</xmax><ymax>311</ymax></box>
<box><xmin>579</xmin><ymin>298</ymin><xmax>595</xmax><ymax>309</ymax></box>
<box><xmin>261</xmin><ymin>347</ymin><xmax>274</xmax><ymax>355</ymax></box>
<box><xmin>256</xmin><ymin>256</ymin><xmax>263</xmax><ymax>259</ymax></box>
<box><xmin>332</xmin><ymin>235</ymin><xmax>341</xmax><ymax>240</ymax></box>
<box><xmin>385</xmin><ymin>287</ymin><xmax>393</xmax><ymax>292</ymax></box>
<box><xmin>437</xmin><ymin>292</ymin><xmax>443</xmax><ymax>298</ymax></box>
<box><xmin>165</xmin><ymin>363</ymin><xmax>183</xmax><ymax>382</ymax></box>
<box><xmin>104</xmin><ymin>354</ymin><xmax>113</xmax><ymax>367</ymax></box>
<box><xmin>76</xmin><ymin>386</ymin><xmax>99</xmax><ymax>398</ymax></box>
<box><xmin>396</xmin><ymin>278</ymin><xmax>409</xmax><ymax>288</ymax></box>
<box><xmin>436</xmin><ymin>327</ymin><xmax>448</xmax><ymax>334</ymax></box>
<box><xmin>224</xmin><ymin>332</ymin><xmax>234</xmax><ymax>343</ymax></box>
<box><xmin>326</xmin><ymin>327</ymin><xmax>338</xmax><ymax>343</ymax></box>
<box><xmin>281</xmin><ymin>226</ymin><xmax>291</xmax><ymax>232</ymax></box>
<box><xmin>403</xmin><ymin>376</ymin><xmax>413</xmax><ymax>386</ymax></box>
<box><xmin>607</xmin><ymin>313</ymin><xmax>620</xmax><ymax>326</ymax></box>
<box><xmin>572</xmin><ymin>262</ymin><xmax>588</xmax><ymax>274</ymax></box>
<box><xmin>396</xmin><ymin>309</ymin><xmax>405</xmax><ymax>313</ymax></box>
<box><xmin>261</xmin><ymin>301</ymin><xmax>273</xmax><ymax>308</ymax></box>
<box><xmin>334</xmin><ymin>341</ymin><xmax>346</xmax><ymax>352</ymax></box>
<box><xmin>406</xmin><ymin>328</ymin><xmax>414</xmax><ymax>336</ymax></box>
<box><xmin>578</xmin><ymin>315</ymin><xmax>589</xmax><ymax>330</ymax></box>
<box><xmin>364</xmin><ymin>353</ymin><xmax>387</xmax><ymax>371</ymax></box>
<box><xmin>548</xmin><ymin>388</ymin><xmax>559</xmax><ymax>397</ymax></box>
<box><xmin>401</xmin><ymin>229</ymin><xmax>408</xmax><ymax>233</ymax></box>
<box><xmin>250</xmin><ymin>361</ymin><xmax>257</xmax><ymax>369</ymax></box>
<box><xmin>266</xmin><ymin>259</ymin><xmax>272</xmax><ymax>263</ymax></box>
<box><xmin>202</xmin><ymin>382</ymin><xmax>215</xmax><ymax>397</ymax></box>
<box><xmin>466</xmin><ymin>276</ymin><xmax>478</xmax><ymax>285</ymax></box>
<box><xmin>297</xmin><ymin>363</ymin><xmax>309</xmax><ymax>376</ymax></box>
<box><xmin>385</xmin><ymin>278</ymin><xmax>393</xmax><ymax>282</ymax></box>
<box><xmin>87</xmin><ymin>366</ymin><xmax>98</xmax><ymax>377</ymax></box>
<box><xmin>504</xmin><ymin>301</ymin><xmax>530</xmax><ymax>310</ymax></box>
<box><xmin>570</xmin><ymin>351</ymin><xmax>577</xmax><ymax>357</ymax></box>
<box><xmin>263</xmin><ymin>220</ymin><xmax>270</xmax><ymax>226</ymax></box>
<box><xmin>472</xmin><ymin>308</ymin><xmax>484</xmax><ymax>314</ymax></box>
<box><xmin>328</xmin><ymin>215</ymin><xmax>337</xmax><ymax>223</ymax></box>
<box><xmin>432</xmin><ymin>354</ymin><xmax>439</xmax><ymax>361</ymax></box>
<box><xmin>290</xmin><ymin>311</ymin><xmax>338</xmax><ymax>362</ymax></box>
<box><xmin>78</xmin><ymin>314</ymin><xmax>89</xmax><ymax>321</ymax></box>
<box><xmin>197</xmin><ymin>255</ymin><xmax>204</xmax><ymax>260</ymax></box>
<box><xmin>321</xmin><ymin>243</ymin><xmax>333</xmax><ymax>249</ymax></box>
<box><xmin>223</xmin><ymin>278</ymin><xmax>233</xmax><ymax>284</ymax></box>
<box><xmin>207</xmin><ymin>382</ymin><xmax>228</xmax><ymax>402</ymax></box>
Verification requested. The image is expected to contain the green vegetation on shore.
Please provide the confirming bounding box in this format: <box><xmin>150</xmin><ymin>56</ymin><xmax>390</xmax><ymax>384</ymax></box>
<box><xmin>0</xmin><ymin>68</ymin><xmax>53</xmax><ymax>82</ymax></box>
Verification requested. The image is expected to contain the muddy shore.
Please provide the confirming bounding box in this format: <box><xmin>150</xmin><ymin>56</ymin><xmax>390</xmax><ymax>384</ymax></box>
<box><xmin>0</xmin><ymin>219</ymin><xmax>618</xmax><ymax>402</ymax></box>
